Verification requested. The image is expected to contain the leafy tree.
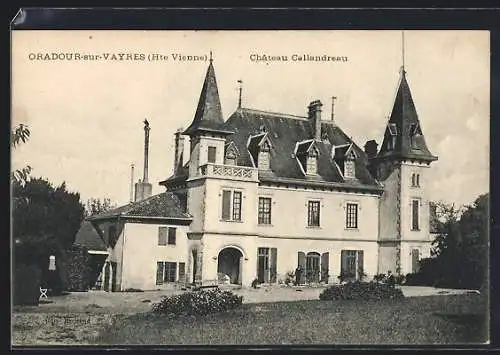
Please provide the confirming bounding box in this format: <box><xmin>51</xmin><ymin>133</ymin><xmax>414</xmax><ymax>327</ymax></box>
<box><xmin>12</xmin><ymin>178</ymin><xmax>86</xmax><ymax>268</ymax></box>
<box><xmin>85</xmin><ymin>197</ymin><xmax>115</xmax><ymax>217</ymax></box>
<box><xmin>415</xmin><ymin>194</ymin><xmax>489</xmax><ymax>290</ymax></box>
<box><xmin>11</xmin><ymin>123</ymin><xmax>32</xmax><ymax>185</ymax></box>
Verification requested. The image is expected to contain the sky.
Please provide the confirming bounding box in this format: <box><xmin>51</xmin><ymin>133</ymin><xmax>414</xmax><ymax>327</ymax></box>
<box><xmin>11</xmin><ymin>30</ymin><xmax>489</xmax><ymax>208</ymax></box>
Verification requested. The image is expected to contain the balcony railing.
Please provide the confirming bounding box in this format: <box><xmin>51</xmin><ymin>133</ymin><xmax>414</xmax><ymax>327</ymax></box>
<box><xmin>199</xmin><ymin>163</ymin><xmax>258</xmax><ymax>182</ymax></box>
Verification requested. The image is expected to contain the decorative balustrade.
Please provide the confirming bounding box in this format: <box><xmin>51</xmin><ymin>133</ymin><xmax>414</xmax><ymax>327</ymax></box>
<box><xmin>198</xmin><ymin>163</ymin><xmax>258</xmax><ymax>181</ymax></box>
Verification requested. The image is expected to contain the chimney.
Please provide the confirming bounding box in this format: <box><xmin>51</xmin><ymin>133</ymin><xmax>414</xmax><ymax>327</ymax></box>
<box><xmin>129</xmin><ymin>164</ymin><xmax>135</xmax><ymax>203</ymax></box>
<box><xmin>143</xmin><ymin>119</ymin><xmax>150</xmax><ymax>183</ymax></box>
<box><xmin>308</xmin><ymin>100</ymin><xmax>323</xmax><ymax>141</ymax></box>
<box><xmin>174</xmin><ymin>128</ymin><xmax>184</xmax><ymax>175</ymax></box>
<box><xmin>364</xmin><ymin>140</ymin><xmax>378</xmax><ymax>159</ymax></box>
<box><xmin>134</xmin><ymin>120</ymin><xmax>153</xmax><ymax>202</ymax></box>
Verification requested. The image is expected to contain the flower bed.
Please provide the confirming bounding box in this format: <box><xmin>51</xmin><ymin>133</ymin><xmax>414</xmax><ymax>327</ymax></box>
<box><xmin>152</xmin><ymin>289</ymin><xmax>243</xmax><ymax>316</ymax></box>
<box><xmin>319</xmin><ymin>281</ymin><xmax>405</xmax><ymax>301</ymax></box>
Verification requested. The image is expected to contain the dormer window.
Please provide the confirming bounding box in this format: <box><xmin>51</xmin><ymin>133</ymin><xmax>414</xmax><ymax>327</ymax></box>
<box><xmin>410</xmin><ymin>123</ymin><xmax>422</xmax><ymax>150</ymax></box>
<box><xmin>257</xmin><ymin>141</ymin><xmax>271</xmax><ymax>170</ymax></box>
<box><xmin>344</xmin><ymin>159</ymin><xmax>355</xmax><ymax>179</ymax></box>
<box><xmin>306</xmin><ymin>154</ymin><xmax>318</xmax><ymax>175</ymax></box>
<box><xmin>333</xmin><ymin>143</ymin><xmax>357</xmax><ymax>179</ymax></box>
<box><xmin>224</xmin><ymin>141</ymin><xmax>239</xmax><ymax>166</ymax></box>
<box><xmin>387</xmin><ymin>123</ymin><xmax>398</xmax><ymax>150</ymax></box>
<box><xmin>248</xmin><ymin>132</ymin><xmax>273</xmax><ymax>170</ymax></box>
<box><xmin>295</xmin><ymin>140</ymin><xmax>320</xmax><ymax>176</ymax></box>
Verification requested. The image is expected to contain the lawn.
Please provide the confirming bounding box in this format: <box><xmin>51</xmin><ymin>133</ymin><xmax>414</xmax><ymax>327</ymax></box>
<box><xmin>94</xmin><ymin>294</ymin><xmax>488</xmax><ymax>345</ymax></box>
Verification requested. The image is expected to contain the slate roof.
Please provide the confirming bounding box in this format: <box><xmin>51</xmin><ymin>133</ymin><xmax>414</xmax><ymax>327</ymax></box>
<box><xmin>183</xmin><ymin>61</ymin><xmax>234</xmax><ymax>136</ymax></box>
<box><xmin>376</xmin><ymin>71</ymin><xmax>438</xmax><ymax>162</ymax></box>
<box><xmin>223</xmin><ymin>108</ymin><xmax>379</xmax><ymax>188</ymax></box>
<box><xmin>165</xmin><ymin>104</ymin><xmax>381</xmax><ymax>192</ymax></box>
<box><xmin>74</xmin><ymin>220</ymin><xmax>107</xmax><ymax>251</ymax></box>
<box><xmin>87</xmin><ymin>192</ymin><xmax>192</xmax><ymax>221</ymax></box>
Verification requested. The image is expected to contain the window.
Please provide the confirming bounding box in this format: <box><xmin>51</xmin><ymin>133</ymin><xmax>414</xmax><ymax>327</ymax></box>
<box><xmin>306</xmin><ymin>156</ymin><xmax>317</xmax><ymax>175</ymax></box>
<box><xmin>167</xmin><ymin>227</ymin><xmax>176</xmax><ymax>245</ymax></box>
<box><xmin>307</xmin><ymin>201</ymin><xmax>320</xmax><ymax>227</ymax></box>
<box><xmin>387</xmin><ymin>123</ymin><xmax>398</xmax><ymax>151</ymax></box>
<box><xmin>257</xmin><ymin>247</ymin><xmax>277</xmax><ymax>284</ymax></box>
<box><xmin>340</xmin><ymin>250</ymin><xmax>364</xmax><ymax>281</ymax></box>
<box><xmin>221</xmin><ymin>189</ymin><xmax>243</xmax><ymax>222</ymax></box>
<box><xmin>257</xmin><ymin>248</ymin><xmax>270</xmax><ymax>283</ymax></box>
<box><xmin>178</xmin><ymin>262</ymin><xmax>186</xmax><ymax>283</ymax></box>
<box><xmin>411</xmin><ymin>199</ymin><xmax>420</xmax><ymax>231</ymax></box>
<box><xmin>257</xmin><ymin>150</ymin><xmax>270</xmax><ymax>170</ymax></box>
<box><xmin>225</xmin><ymin>143</ymin><xmax>239</xmax><ymax>166</ymax></box>
<box><xmin>158</xmin><ymin>227</ymin><xmax>176</xmax><ymax>245</ymax></box>
<box><xmin>258</xmin><ymin>197</ymin><xmax>272</xmax><ymax>225</ymax></box>
<box><xmin>158</xmin><ymin>227</ymin><xmax>167</xmax><ymax>246</ymax></box>
<box><xmin>411</xmin><ymin>173</ymin><xmax>420</xmax><ymax>187</ymax></box>
<box><xmin>388</xmin><ymin>123</ymin><xmax>398</xmax><ymax>136</ymax></box>
<box><xmin>156</xmin><ymin>261</ymin><xmax>178</xmax><ymax>285</ymax></box>
<box><xmin>346</xmin><ymin>203</ymin><xmax>358</xmax><ymax>229</ymax></box>
<box><xmin>207</xmin><ymin>146</ymin><xmax>217</xmax><ymax>163</ymax></box>
<box><xmin>232</xmin><ymin>191</ymin><xmax>242</xmax><ymax>221</ymax></box>
<box><xmin>344</xmin><ymin>159</ymin><xmax>355</xmax><ymax>178</ymax></box>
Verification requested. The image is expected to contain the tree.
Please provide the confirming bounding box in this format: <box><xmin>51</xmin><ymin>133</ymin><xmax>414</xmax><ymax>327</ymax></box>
<box><xmin>11</xmin><ymin>123</ymin><xmax>32</xmax><ymax>185</ymax></box>
<box><xmin>12</xmin><ymin>177</ymin><xmax>86</xmax><ymax>267</ymax></box>
<box><xmin>85</xmin><ymin>197</ymin><xmax>115</xmax><ymax>217</ymax></box>
<box><xmin>420</xmin><ymin>194</ymin><xmax>489</xmax><ymax>289</ymax></box>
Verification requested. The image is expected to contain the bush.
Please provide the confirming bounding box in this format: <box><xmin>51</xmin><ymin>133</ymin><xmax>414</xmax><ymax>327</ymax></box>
<box><xmin>284</xmin><ymin>271</ymin><xmax>295</xmax><ymax>286</ymax></box>
<box><xmin>319</xmin><ymin>281</ymin><xmax>405</xmax><ymax>301</ymax></box>
<box><xmin>14</xmin><ymin>263</ymin><xmax>42</xmax><ymax>306</ymax></box>
<box><xmin>123</xmin><ymin>288</ymin><xmax>143</xmax><ymax>292</ymax></box>
<box><xmin>152</xmin><ymin>289</ymin><xmax>243</xmax><ymax>316</ymax></box>
<box><xmin>65</xmin><ymin>245</ymin><xmax>91</xmax><ymax>292</ymax></box>
<box><xmin>372</xmin><ymin>273</ymin><xmax>406</xmax><ymax>285</ymax></box>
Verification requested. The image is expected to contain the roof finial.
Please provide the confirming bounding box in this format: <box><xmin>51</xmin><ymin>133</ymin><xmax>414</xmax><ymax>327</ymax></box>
<box><xmin>401</xmin><ymin>30</ymin><xmax>406</xmax><ymax>75</ymax></box>
<box><xmin>237</xmin><ymin>79</ymin><xmax>243</xmax><ymax>109</ymax></box>
<box><xmin>209</xmin><ymin>50</ymin><xmax>213</xmax><ymax>63</ymax></box>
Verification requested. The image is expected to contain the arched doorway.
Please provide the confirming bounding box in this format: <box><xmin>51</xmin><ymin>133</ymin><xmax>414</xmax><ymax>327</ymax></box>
<box><xmin>217</xmin><ymin>247</ymin><xmax>243</xmax><ymax>285</ymax></box>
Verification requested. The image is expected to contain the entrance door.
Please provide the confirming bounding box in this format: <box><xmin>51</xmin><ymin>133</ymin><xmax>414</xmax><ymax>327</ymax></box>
<box><xmin>217</xmin><ymin>247</ymin><xmax>243</xmax><ymax>285</ymax></box>
<box><xmin>306</xmin><ymin>252</ymin><xmax>320</xmax><ymax>283</ymax></box>
<box><xmin>257</xmin><ymin>248</ymin><xmax>270</xmax><ymax>283</ymax></box>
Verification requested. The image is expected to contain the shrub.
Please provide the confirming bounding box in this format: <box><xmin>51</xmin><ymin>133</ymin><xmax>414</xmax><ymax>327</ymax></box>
<box><xmin>319</xmin><ymin>281</ymin><xmax>405</xmax><ymax>301</ymax></box>
<box><xmin>14</xmin><ymin>263</ymin><xmax>42</xmax><ymax>306</ymax></box>
<box><xmin>65</xmin><ymin>245</ymin><xmax>91</xmax><ymax>292</ymax></box>
<box><xmin>372</xmin><ymin>273</ymin><xmax>406</xmax><ymax>285</ymax></box>
<box><xmin>284</xmin><ymin>271</ymin><xmax>295</xmax><ymax>286</ymax></box>
<box><xmin>152</xmin><ymin>289</ymin><xmax>243</xmax><ymax>316</ymax></box>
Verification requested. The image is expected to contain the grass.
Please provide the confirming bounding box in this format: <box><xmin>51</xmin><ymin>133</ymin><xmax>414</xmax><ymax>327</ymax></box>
<box><xmin>94</xmin><ymin>294</ymin><xmax>488</xmax><ymax>345</ymax></box>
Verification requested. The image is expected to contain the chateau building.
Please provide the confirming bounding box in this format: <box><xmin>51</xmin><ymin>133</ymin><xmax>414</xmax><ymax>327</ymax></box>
<box><xmin>86</xmin><ymin>56</ymin><xmax>437</xmax><ymax>291</ymax></box>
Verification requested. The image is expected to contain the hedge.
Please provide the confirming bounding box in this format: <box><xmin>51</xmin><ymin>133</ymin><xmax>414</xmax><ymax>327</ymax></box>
<box><xmin>319</xmin><ymin>281</ymin><xmax>405</xmax><ymax>301</ymax></box>
<box><xmin>14</xmin><ymin>263</ymin><xmax>42</xmax><ymax>306</ymax></box>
